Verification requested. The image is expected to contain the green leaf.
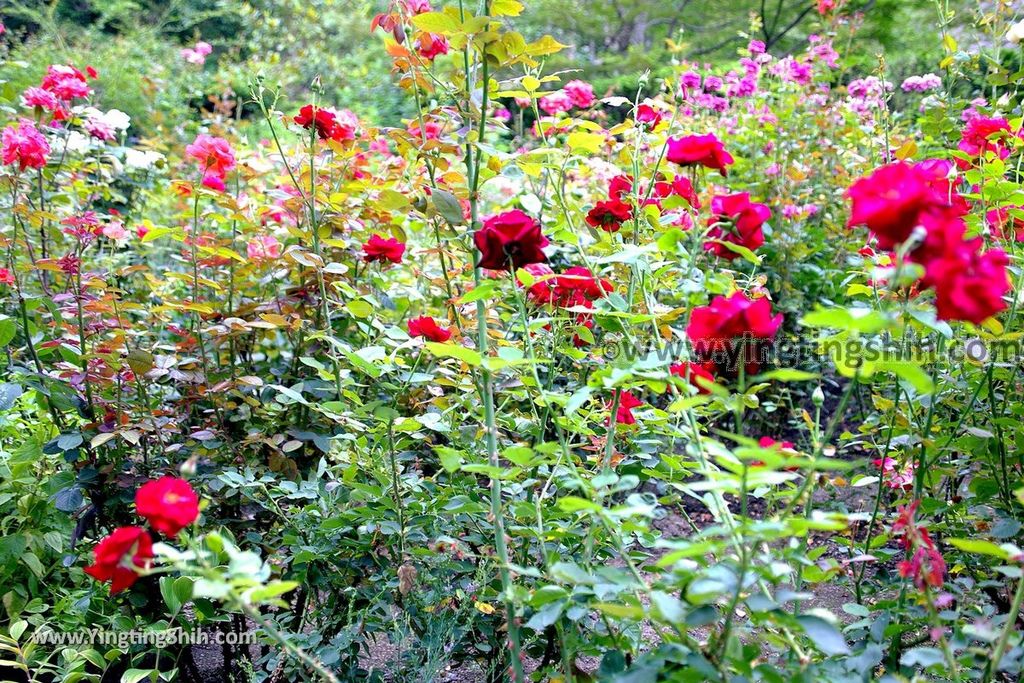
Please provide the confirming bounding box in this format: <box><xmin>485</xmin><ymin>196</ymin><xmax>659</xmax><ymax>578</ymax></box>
<box><xmin>797</xmin><ymin>615</ymin><xmax>850</xmax><ymax>655</ymax></box>
<box><xmin>0</xmin><ymin>316</ymin><xmax>16</xmax><ymax>347</ymax></box>
<box><xmin>0</xmin><ymin>383</ymin><xmax>23</xmax><ymax>411</ymax></box>
<box><xmin>801</xmin><ymin>307</ymin><xmax>888</xmax><ymax>333</ymax></box>
<box><xmin>490</xmin><ymin>0</ymin><xmax>523</xmax><ymax>15</ymax></box>
<box><xmin>458</xmin><ymin>282</ymin><xmax>498</xmax><ymax>304</ymax></box>
<box><xmin>411</xmin><ymin>11</ymin><xmax>460</xmax><ymax>34</ymax></box>
<box><xmin>649</xmin><ymin>591</ymin><xmax>686</xmax><ymax>624</ymax></box>
<box><xmin>425</xmin><ymin>342</ymin><xmax>482</xmax><ymax>366</ymax></box>
<box><xmin>346</xmin><ymin>300</ymin><xmax>374</xmax><ymax>318</ymax></box>
<box><xmin>567</xmin><ymin>131</ymin><xmax>605</xmax><ymax>154</ymax></box>
<box><xmin>431</xmin><ymin>188</ymin><xmax>465</xmax><ymax>224</ymax></box>
<box><xmin>754</xmin><ymin>369</ymin><xmax>819</xmax><ymax>383</ymax></box>
<box><xmin>594</xmin><ymin>602</ymin><xmax>644</xmax><ymax>619</ymax></box>
<box><xmin>900</xmin><ymin>647</ymin><xmax>946</xmax><ymax>669</ymax></box>
<box><xmin>246</xmin><ymin>581</ymin><xmax>299</xmax><ymax>603</ymax></box>
<box><xmin>948</xmin><ymin>538</ymin><xmax>1012</xmax><ymax>559</ymax></box>
<box><xmin>558</xmin><ymin>496</ymin><xmax>601</xmax><ymax>513</ymax></box>
<box><xmin>876</xmin><ymin>360</ymin><xmax>934</xmax><ymax>394</ymax></box>
<box><xmin>160</xmin><ymin>576</ymin><xmax>182</xmax><ymax>615</ymax></box>
<box><xmin>435</xmin><ymin>446</ymin><xmax>464</xmax><ymax>473</ymax></box>
<box><xmin>525</xmin><ymin>35</ymin><xmax>570</xmax><ymax>56</ymax></box>
<box><xmin>121</xmin><ymin>670</ymin><xmax>159</xmax><ymax>683</ymax></box>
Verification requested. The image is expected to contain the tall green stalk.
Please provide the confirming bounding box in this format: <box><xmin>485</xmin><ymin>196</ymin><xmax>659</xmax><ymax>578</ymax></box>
<box><xmin>459</xmin><ymin>0</ymin><xmax>525</xmax><ymax>677</ymax></box>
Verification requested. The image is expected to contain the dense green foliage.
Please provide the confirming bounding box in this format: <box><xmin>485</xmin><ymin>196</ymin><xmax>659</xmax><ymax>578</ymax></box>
<box><xmin>3</xmin><ymin>1</ymin><xmax>1024</xmax><ymax>683</ymax></box>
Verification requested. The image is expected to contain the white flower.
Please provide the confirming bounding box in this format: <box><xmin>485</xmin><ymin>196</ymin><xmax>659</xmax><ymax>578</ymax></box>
<box><xmin>102</xmin><ymin>109</ymin><xmax>131</xmax><ymax>131</ymax></box>
<box><xmin>55</xmin><ymin>131</ymin><xmax>93</xmax><ymax>155</ymax></box>
<box><xmin>1007</xmin><ymin>20</ymin><xmax>1024</xmax><ymax>44</ymax></box>
<box><xmin>124</xmin><ymin>148</ymin><xmax>165</xmax><ymax>170</ymax></box>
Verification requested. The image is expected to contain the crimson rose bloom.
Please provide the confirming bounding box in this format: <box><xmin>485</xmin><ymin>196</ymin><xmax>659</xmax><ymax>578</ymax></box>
<box><xmin>84</xmin><ymin>526</ymin><xmax>153</xmax><ymax>593</ymax></box>
<box><xmin>609</xmin><ymin>175</ymin><xmax>634</xmax><ymax>200</ymax></box>
<box><xmin>687</xmin><ymin>292</ymin><xmax>782</xmax><ymax>375</ymax></box>
<box><xmin>635</xmin><ymin>103</ymin><xmax>663</xmax><ymax>128</ymax></box>
<box><xmin>669</xmin><ymin>361</ymin><xmax>714</xmax><ymax>394</ymax></box>
<box><xmin>957</xmin><ymin>116</ymin><xmax>1014</xmax><ymax>164</ymax></box>
<box><xmin>654</xmin><ymin>176</ymin><xmax>700</xmax><ymax>209</ymax></box>
<box><xmin>586</xmin><ymin>199</ymin><xmax>632</xmax><ymax>232</ymax></box>
<box><xmin>2</xmin><ymin>119</ymin><xmax>50</xmax><ymax>171</ymax></box>
<box><xmin>846</xmin><ymin>161</ymin><xmax>964</xmax><ymax>250</ymax></box>
<box><xmin>517</xmin><ymin>263</ymin><xmax>557</xmax><ymax>305</ymax></box>
<box><xmin>474</xmin><ymin>209</ymin><xmax>548</xmax><ymax>270</ymax></box>
<box><xmin>408</xmin><ymin>315</ymin><xmax>452</xmax><ymax>342</ymax></box>
<box><xmin>294</xmin><ymin>105</ymin><xmax>355</xmax><ymax>142</ymax></box>
<box><xmin>929</xmin><ymin>247</ymin><xmax>1010</xmax><ymax>324</ymax></box>
<box><xmin>135</xmin><ymin>476</ymin><xmax>200</xmax><ymax>537</ymax></box>
<box><xmin>611</xmin><ymin>391</ymin><xmax>644</xmax><ymax>425</ymax></box>
<box><xmin>666</xmin><ymin>133</ymin><xmax>734</xmax><ymax>175</ymax></box>
<box><xmin>554</xmin><ymin>266</ymin><xmax>613</xmax><ymax>304</ymax></box>
<box><xmin>363</xmin><ymin>234</ymin><xmax>406</xmax><ymax>264</ymax></box>
<box><xmin>416</xmin><ymin>33</ymin><xmax>449</xmax><ymax>60</ymax></box>
<box><xmin>892</xmin><ymin>500</ymin><xmax>947</xmax><ymax>591</ymax></box>
<box><xmin>986</xmin><ymin>206</ymin><xmax>1024</xmax><ymax>242</ymax></box>
<box><xmin>705</xmin><ymin>193</ymin><xmax>771</xmax><ymax>259</ymax></box>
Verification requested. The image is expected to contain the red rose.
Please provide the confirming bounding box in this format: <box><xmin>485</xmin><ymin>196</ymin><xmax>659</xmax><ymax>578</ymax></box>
<box><xmin>846</xmin><ymin>161</ymin><xmax>965</xmax><ymax>251</ymax></box>
<box><xmin>295</xmin><ymin>105</ymin><xmax>336</xmax><ymax>140</ymax></box>
<box><xmin>669</xmin><ymin>361</ymin><xmax>715</xmax><ymax>394</ymax></box>
<box><xmin>416</xmin><ymin>33</ymin><xmax>449</xmax><ymax>60</ymax></box>
<box><xmin>687</xmin><ymin>291</ymin><xmax>782</xmax><ymax>374</ymax></box>
<box><xmin>84</xmin><ymin>526</ymin><xmax>153</xmax><ymax>594</ymax></box>
<box><xmin>957</xmin><ymin>116</ymin><xmax>1014</xmax><ymax>165</ymax></box>
<box><xmin>609</xmin><ymin>175</ymin><xmax>634</xmax><ymax>200</ymax></box>
<box><xmin>0</xmin><ymin>268</ymin><xmax>14</xmax><ymax>286</ymax></box>
<box><xmin>586</xmin><ymin>199</ymin><xmax>633</xmax><ymax>232</ymax></box>
<box><xmin>898</xmin><ymin>545</ymin><xmax>947</xmax><ymax>591</ymax></box>
<box><xmin>408</xmin><ymin>315</ymin><xmax>452</xmax><ymax>342</ymax></box>
<box><xmin>929</xmin><ymin>247</ymin><xmax>1010</xmax><ymax>324</ymax></box>
<box><xmin>636</xmin><ymin>103</ymin><xmax>663</xmax><ymax>128</ymax></box>
<box><xmin>554</xmin><ymin>266</ymin><xmax>613</xmax><ymax>305</ymax></box>
<box><xmin>363</xmin><ymin>234</ymin><xmax>406</xmax><ymax>264</ymax></box>
<box><xmin>704</xmin><ymin>193</ymin><xmax>771</xmax><ymax>259</ymax></box>
<box><xmin>610</xmin><ymin>391</ymin><xmax>644</xmax><ymax>425</ymax></box>
<box><xmin>474</xmin><ymin>209</ymin><xmax>548</xmax><ymax>271</ymax></box>
<box><xmin>986</xmin><ymin>206</ymin><xmax>1024</xmax><ymax>242</ymax></box>
<box><xmin>518</xmin><ymin>263</ymin><xmax>557</xmax><ymax>305</ymax></box>
<box><xmin>654</xmin><ymin>176</ymin><xmax>700</xmax><ymax>209</ymax></box>
<box><xmin>135</xmin><ymin>476</ymin><xmax>200</xmax><ymax>538</ymax></box>
<box><xmin>666</xmin><ymin>133</ymin><xmax>734</xmax><ymax>175</ymax></box>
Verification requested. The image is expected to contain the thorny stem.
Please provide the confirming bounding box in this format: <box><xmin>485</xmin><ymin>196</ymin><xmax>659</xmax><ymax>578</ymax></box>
<box><xmin>458</xmin><ymin>0</ymin><xmax>525</xmax><ymax>677</ymax></box>
<box><xmin>306</xmin><ymin>112</ymin><xmax>344</xmax><ymax>401</ymax></box>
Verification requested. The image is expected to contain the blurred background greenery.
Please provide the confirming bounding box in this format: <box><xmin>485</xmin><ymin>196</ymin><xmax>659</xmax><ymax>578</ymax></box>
<box><xmin>0</xmin><ymin>0</ymin><xmax>976</xmax><ymax>137</ymax></box>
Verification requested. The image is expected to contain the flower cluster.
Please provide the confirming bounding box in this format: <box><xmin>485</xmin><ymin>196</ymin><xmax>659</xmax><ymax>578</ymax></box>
<box><xmin>294</xmin><ymin>104</ymin><xmax>359</xmax><ymax>143</ymax></box>
<box><xmin>180</xmin><ymin>41</ymin><xmax>213</xmax><ymax>65</ymax></box>
<box><xmin>84</xmin><ymin>477</ymin><xmax>200</xmax><ymax>593</ymax></box>
<box><xmin>892</xmin><ymin>500</ymin><xmax>946</xmax><ymax>591</ymax></box>
<box><xmin>847</xmin><ymin>160</ymin><xmax>1010</xmax><ymax>323</ymax></box>
<box><xmin>1</xmin><ymin>118</ymin><xmax>50</xmax><ymax>171</ymax></box>
<box><xmin>900</xmin><ymin>74</ymin><xmax>943</xmax><ymax>93</ymax></box>
<box><xmin>185</xmin><ymin>134</ymin><xmax>236</xmax><ymax>192</ymax></box>
<box><xmin>538</xmin><ymin>80</ymin><xmax>596</xmax><ymax>115</ymax></box>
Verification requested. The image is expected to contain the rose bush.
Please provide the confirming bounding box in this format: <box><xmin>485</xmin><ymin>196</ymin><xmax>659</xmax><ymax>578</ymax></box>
<box><xmin>2</xmin><ymin>2</ymin><xmax>1024</xmax><ymax>683</ymax></box>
